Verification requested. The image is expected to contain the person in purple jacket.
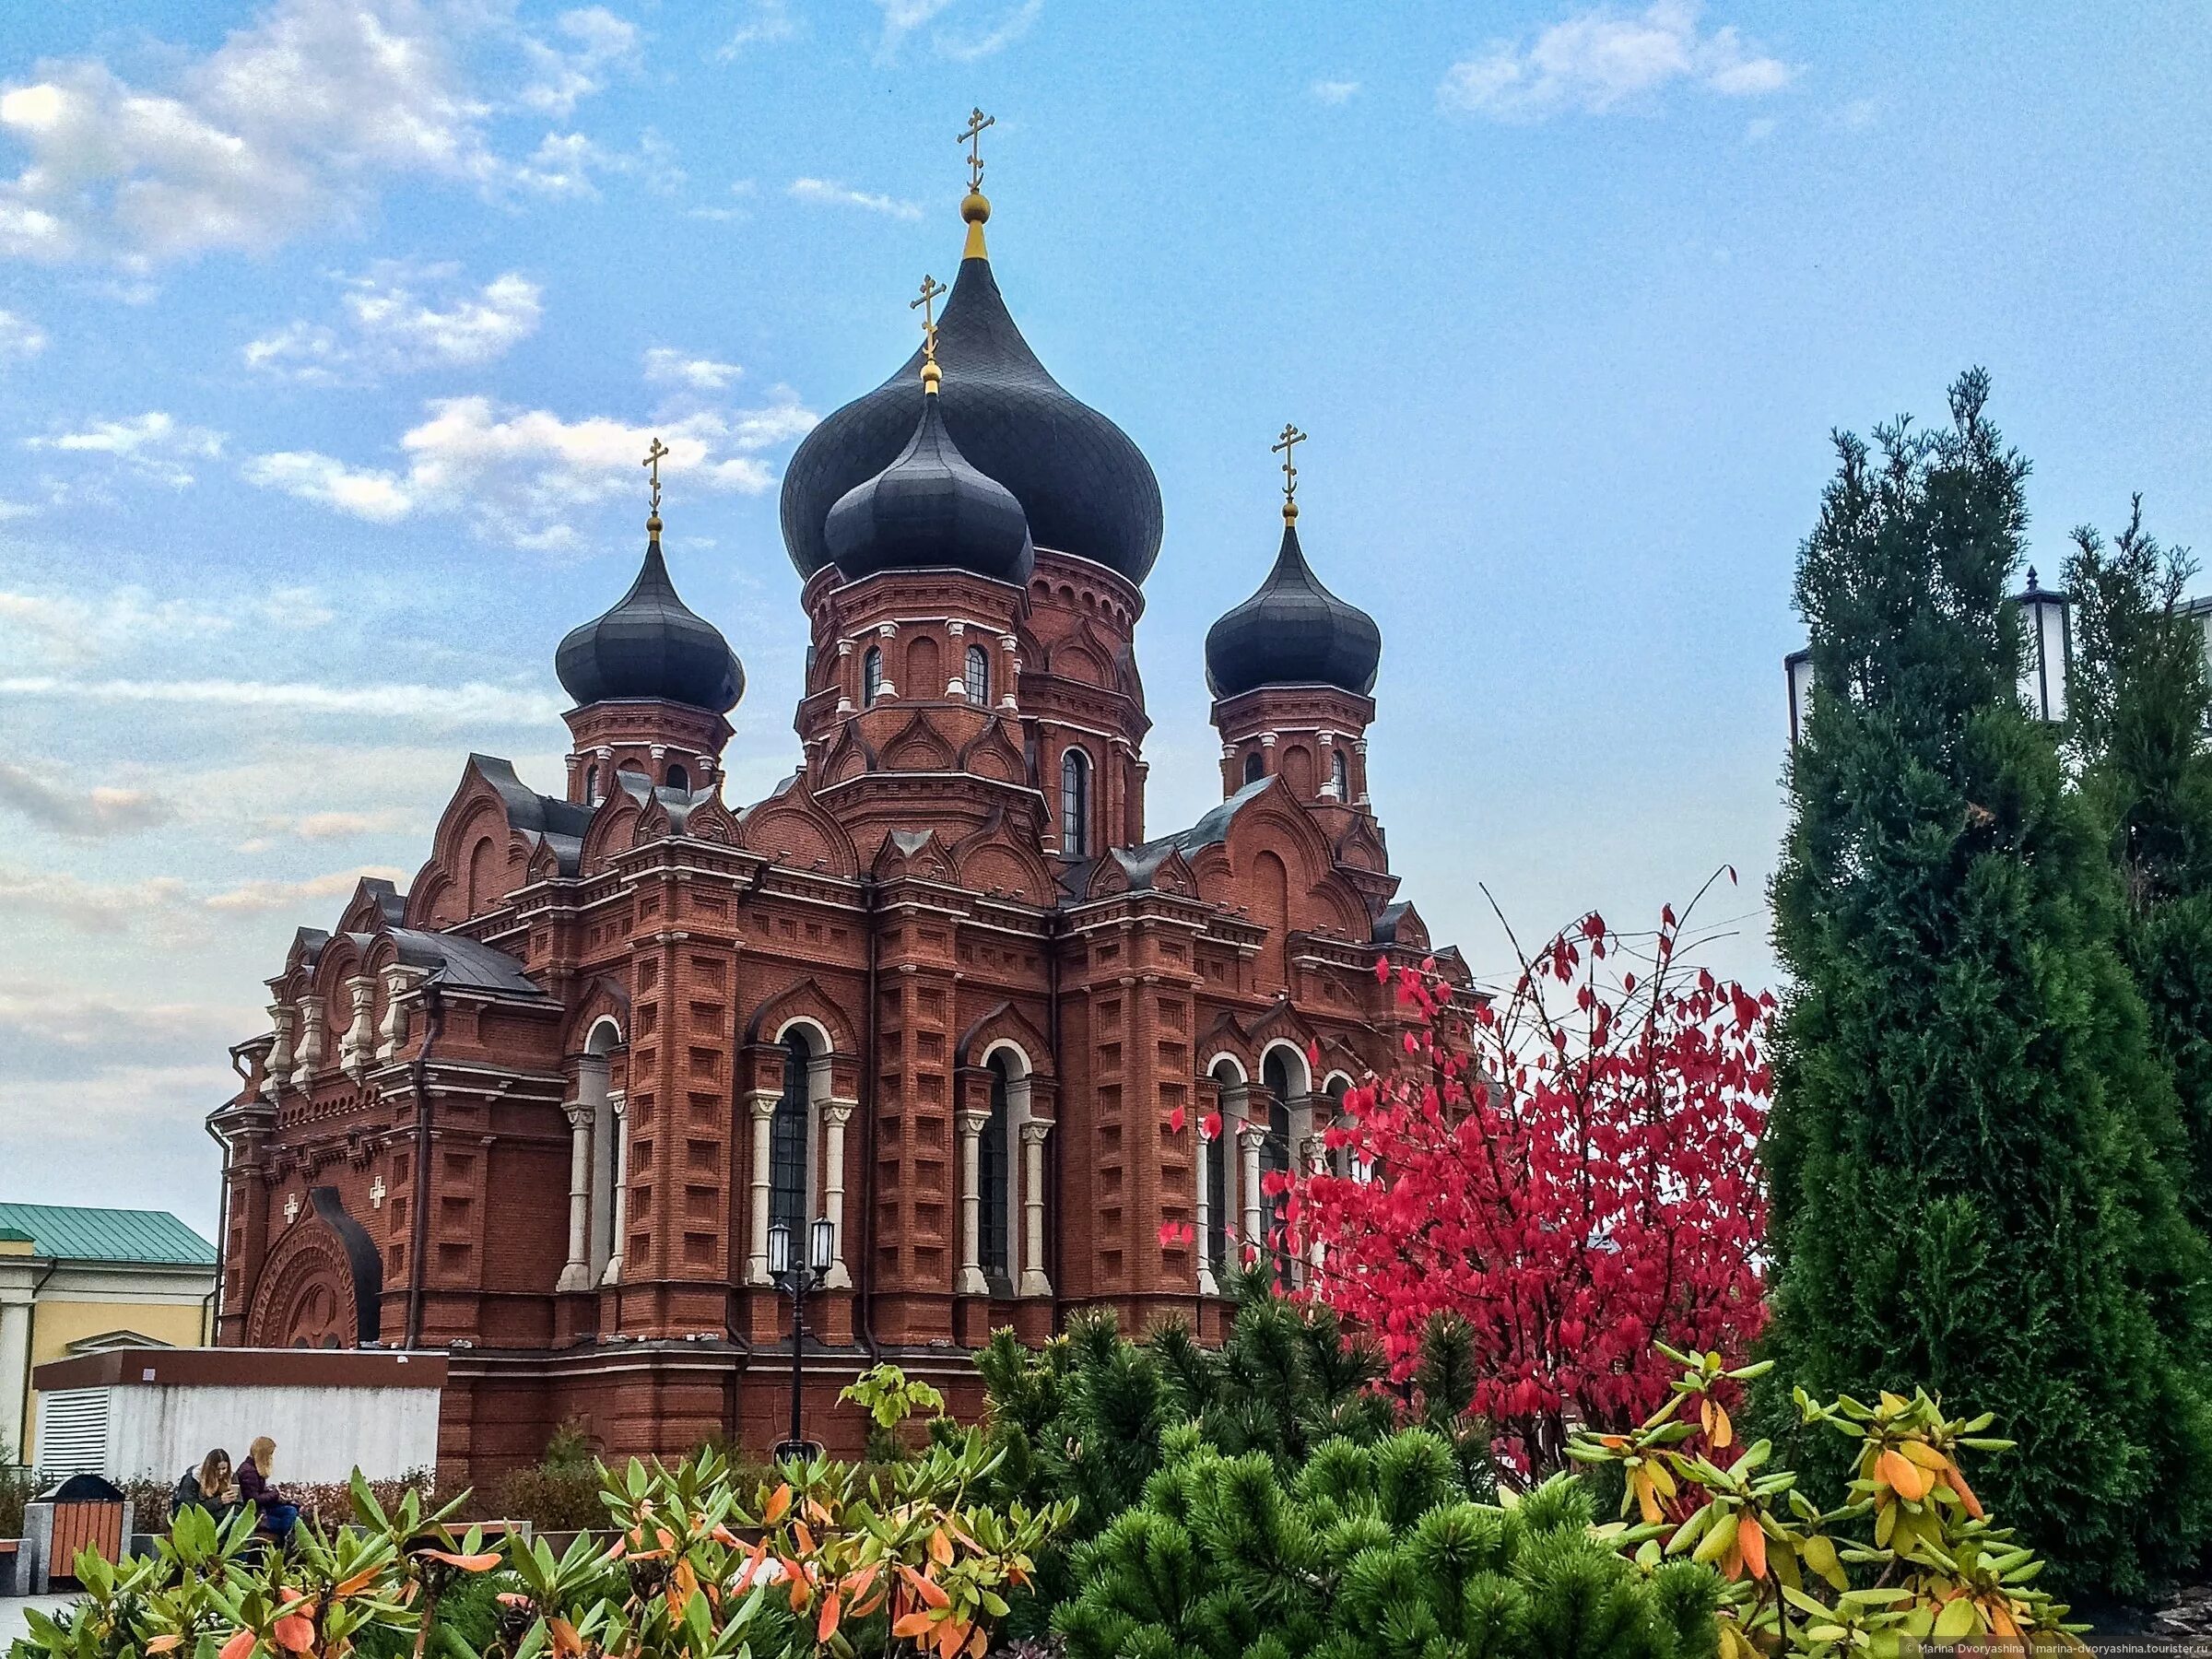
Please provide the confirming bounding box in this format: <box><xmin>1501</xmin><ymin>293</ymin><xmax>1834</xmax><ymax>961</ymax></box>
<box><xmin>237</xmin><ymin>1436</ymin><xmax>300</xmax><ymax>1539</ymax></box>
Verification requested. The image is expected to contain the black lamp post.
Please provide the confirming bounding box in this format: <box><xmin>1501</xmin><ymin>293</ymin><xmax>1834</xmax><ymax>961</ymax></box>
<box><xmin>2014</xmin><ymin>567</ymin><xmax>2072</xmax><ymax>726</ymax></box>
<box><xmin>1783</xmin><ymin>649</ymin><xmax>1813</xmax><ymax>748</ymax></box>
<box><xmin>767</xmin><ymin>1215</ymin><xmax>835</xmax><ymax>1463</ymax></box>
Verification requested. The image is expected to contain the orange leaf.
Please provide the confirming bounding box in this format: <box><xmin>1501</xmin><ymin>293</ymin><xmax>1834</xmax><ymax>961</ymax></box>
<box><xmin>912</xmin><ymin>1570</ymin><xmax>951</xmax><ymax>1610</ymax></box>
<box><xmin>735</xmin><ymin>1537</ymin><xmax>770</xmax><ymax>1590</ymax></box>
<box><xmin>1720</xmin><ymin>1537</ymin><xmax>1743</xmax><ymax>1582</ymax></box>
<box><xmin>1945</xmin><ymin>1465</ymin><xmax>1986</xmax><ymax>1520</ymax></box>
<box><xmin>1630</xmin><ymin>1468</ymin><xmax>1662</xmax><ymax>1525</ymax></box>
<box><xmin>794</xmin><ymin>1521</ymin><xmax>818</xmax><ymax>1556</ymax></box>
<box><xmin>675</xmin><ymin>1559</ymin><xmax>700</xmax><ymax>1600</ymax></box>
<box><xmin>893</xmin><ymin>1612</ymin><xmax>936</xmax><ymax>1640</ymax></box>
<box><xmin>421</xmin><ymin>1549</ymin><xmax>501</xmax><ymax>1571</ymax></box>
<box><xmin>549</xmin><ymin>1618</ymin><xmax>583</xmax><ymax>1657</ymax></box>
<box><xmin>1710</xmin><ymin>1404</ymin><xmax>1733</xmax><ymax>1449</ymax></box>
<box><xmin>1739</xmin><ymin>1517</ymin><xmax>1768</xmax><ymax>1581</ymax></box>
<box><xmin>788</xmin><ymin>1562</ymin><xmax>811</xmax><ymax>1612</ymax></box>
<box><xmin>272</xmin><ymin>1615</ymin><xmax>317</xmax><ymax>1653</ymax></box>
<box><xmin>1991</xmin><ymin>1604</ymin><xmax>2021</xmax><ymax>1641</ymax></box>
<box><xmin>818</xmin><ymin>1589</ymin><xmax>843</xmax><ymax>1642</ymax></box>
<box><xmin>146</xmin><ymin>1638</ymin><xmax>182</xmax><ymax>1654</ymax></box>
<box><xmin>1877</xmin><ymin>1449</ymin><xmax>1930</xmax><ymax>1502</ymax></box>
<box><xmin>219</xmin><ymin>1631</ymin><xmax>257</xmax><ymax>1659</ymax></box>
<box><xmin>929</xmin><ymin>1527</ymin><xmax>953</xmax><ymax>1568</ymax></box>
<box><xmin>763</xmin><ymin>1483</ymin><xmax>793</xmax><ymax>1524</ymax></box>
<box><xmin>711</xmin><ymin>1524</ymin><xmax>741</xmax><ymax>1547</ymax></box>
<box><xmin>334</xmin><ymin>1569</ymin><xmax>380</xmax><ymax>1598</ymax></box>
<box><xmin>846</xmin><ymin>1563</ymin><xmax>880</xmax><ymax>1599</ymax></box>
<box><xmin>935</xmin><ymin>1617</ymin><xmax>968</xmax><ymax>1659</ymax></box>
<box><xmin>967</xmin><ymin>1625</ymin><xmax>989</xmax><ymax>1659</ymax></box>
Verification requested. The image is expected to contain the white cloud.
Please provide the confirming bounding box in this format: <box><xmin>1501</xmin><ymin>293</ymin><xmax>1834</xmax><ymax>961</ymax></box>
<box><xmin>518</xmin><ymin>6</ymin><xmax>639</xmax><ymax>119</ymax></box>
<box><xmin>0</xmin><ymin>0</ymin><xmax>512</xmax><ymax>265</ymax></box>
<box><xmin>788</xmin><ymin>178</ymin><xmax>923</xmax><ymax>221</ymax></box>
<box><xmin>250</xmin><ymin>806</ymin><xmax>418</xmax><ymax>843</ymax></box>
<box><xmin>719</xmin><ymin>0</ymin><xmax>799</xmax><ymax>57</ymax></box>
<box><xmin>0</xmin><ymin>307</ymin><xmax>45</xmax><ymax>359</ymax></box>
<box><xmin>645</xmin><ymin>347</ymin><xmax>743</xmax><ymax>391</ymax></box>
<box><xmin>512</xmin><ymin>128</ymin><xmax>682</xmax><ymax>199</ymax></box>
<box><xmin>938</xmin><ymin>0</ymin><xmax>1043</xmax><ymax>61</ymax></box>
<box><xmin>245</xmin><ymin>264</ymin><xmax>543</xmax><ymax>382</ymax></box>
<box><xmin>1439</xmin><ymin>0</ymin><xmax>1794</xmax><ymax>121</ymax></box>
<box><xmin>0</xmin><ymin>673</ymin><xmax>563</xmax><ymax>729</ymax></box>
<box><xmin>203</xmin><ymin>865</ymin><xmax>408</xmax><ymax>913</ymax></box>
<box><xmin>0</xmin><ymin>580</ymin><xmax>334</xmax><ymax>664</ymax></box>
<box><xmin>0</xmin><ymin>980</ymin><xmax>252</xmax><ymax>1057</ymax></box>
<box><xmin>244</xmin><ymin>390</ymin><xmax>817</xmax><ymax>547</ymax></box>
<box><xmin>0</xmin><ymin>760</ymin><xmax>175</xmax><ymax>839</ymax></box>
<box><xmin>0</xmin><ymin>866</ymin><xmax>191</xmax><ymax>933</ymax></box>
<box><xmin>24</xmin><ymin>411</ymin><xmax>225</xmax><ymax>486</ymax></box>
<box><xmin>1311</xmin><ymin>79</ymin><xmax>1362</xmax><ymax>105</ymax></box>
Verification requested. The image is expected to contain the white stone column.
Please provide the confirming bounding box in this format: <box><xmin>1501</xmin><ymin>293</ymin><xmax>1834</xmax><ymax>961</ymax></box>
<box><xmin>820</xmin><ymin>1100</ymin><xmax>854</xmax><ymax>1289</ymax></box>
<box><xmin>556</xmin><ymin>1101</ymin><xmax>594</xmax><ymax>1292</ymax></box>
<box><xmin>745</xmin><ymin>1090</ymin><xmax>778</xmax><ymax>1286</ymax></box>
<box><xmin>956</xmin><ymin>1107</ymin><xmax>990</xmax><ymax>1296</ymax></box>
<box><xmin>1238</xmin><ymin>1118</ymin><xmax>1266</xmax><ymax>1267</ymax></box>
<box><xmin>290</xmin><ymin>1000</ymin><xmax>324</xmax><ymax>1089</ymax></box>
<box><xmin>1194</xmin><ymin>1122</ymin><xmax>1218</xmax><ymax>1299</ymax></box>
<box><xmin>599</xmin><ymin>1095</ymin><xmax>628</xmax><ymax>1286</ymax></box>
<box><xmin>264</xmin><ymin>1004</ymin><xmax>295</xmax><ymax>1099</ymax></box>
<box><xmin>376</xmin><ymin>966</ymin><xmax>417</xmax><ymax>1061</ymax></box>
<box><xmin>340</xmin><ymin>975</ymin><xmax>376</xmax><ymax>1078</ymax></box>
<box><xmin>0</xmin><ymin>1289</ymin><xmax>32</xmax><ymax>1462</ymax></box>
<box><xmin>1018</xmin><ymin>1119</ymin><xmax>1053</xmax><ymax>1297</ymax></box>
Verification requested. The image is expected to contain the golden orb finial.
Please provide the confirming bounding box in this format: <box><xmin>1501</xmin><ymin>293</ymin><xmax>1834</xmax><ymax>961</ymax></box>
<box><xmin>958</xmin><ymin>107</ymin><xmax>994</xmax><ymax>259</ymax></box>
<box><xmin>1271</xmin><ymin>423</ymin><xmax>1308</xmax><ymax>524</ymax></box>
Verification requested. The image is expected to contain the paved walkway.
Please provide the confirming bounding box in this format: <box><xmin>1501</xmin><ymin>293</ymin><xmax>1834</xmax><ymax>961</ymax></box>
<box><xmin>0</xmin><ymin>1594</ymin><xmax>80</xmax><ymax>1646</ymax></box>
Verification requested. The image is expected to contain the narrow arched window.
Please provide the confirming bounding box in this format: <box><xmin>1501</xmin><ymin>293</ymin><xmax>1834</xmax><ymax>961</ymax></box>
<box><xmin>665</xmin><ymin>762</ymin><xmax>689</xmax><ymax>793</ymax></box>
<box><xmin>1059</xmin><ymin>747</ymin><xmax>1091</xmax><ymax>859</ymax></box>
<box><xmin>863</xmin><ymin>646</ymin><xmax>883</xmax><ymax>707</ymax></box>
<box><xmin>1243</xmin><ymin>750</ymin><xmax>1265</xmax><ymax>784</ymax></box>
<box><xmin>584</xmin><ymin>763</ymin><xmax>599</xmax><ymax>806</ymax></box>
<box><xmin>1331</xmin><ymin>747</ymin><xmax>1349</xmax><ymax>800</ymax></box>
<box><xmin>771</xmin><ymin>1032</ymin><xmax>810</xmax><ymax>1238</ymax></box>
<box><xmin>982</xmin><ymin>1053</ymin><xmax>1013</xmax><ymax>1283</ymax></box>
<box><xmin>964</xmin><ymin>643</ymin><xmax>990</xmax><ymax>704</ymax></box>
<box><xmin>1261</xmin><ymin>1050</ymin><xmax>1296</xmax><ymax>1288</ymax></box>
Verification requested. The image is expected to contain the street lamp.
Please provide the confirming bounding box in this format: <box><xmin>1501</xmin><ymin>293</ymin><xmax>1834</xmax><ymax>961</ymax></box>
<box><xmin>2188</xmin><ymin>597</ymin><xmax>2212</xmax><ymax>732</ymax></box>
<box><xmin>767</xmin><ymin>1215</ymin><xmax>835</xmax><ymax>1464</ymax></box>
<box><xmin>2015</xmin><ymin>567</ymin><xmax>2071</xmax><ymax>726</ymax></box>
<box><xmin>1784</xmin><ymin>649</ymin><xmax>1813</xmax><ymax>748</ymax></box>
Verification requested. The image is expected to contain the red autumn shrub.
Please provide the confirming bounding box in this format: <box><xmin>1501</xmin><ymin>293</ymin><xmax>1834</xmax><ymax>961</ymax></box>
<box><xmin>1296</xmin><ymin>877</ymin><xmax>1774</xmax><ymax>1477</ymax></box>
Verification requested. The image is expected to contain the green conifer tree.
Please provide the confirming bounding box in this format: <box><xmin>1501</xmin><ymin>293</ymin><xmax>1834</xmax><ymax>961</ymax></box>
<box><xmin>1759</xmin><ymin>371</ymin><xmax>2212</xmax><ymax>1597</ymax></box>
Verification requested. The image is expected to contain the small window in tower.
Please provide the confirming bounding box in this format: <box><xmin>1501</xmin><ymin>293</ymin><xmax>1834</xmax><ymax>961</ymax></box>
<box><xmin>1060</xmin><ymin>747</ymin><xmax>1092</xmax><ymax>859</ymax></box>
<box><xmin>1332</xmin><ymin>747</ymin><xmax>1349</xmax><ymax>800</ymax></box>
<box><xmin>1243</xmin><ymin>750</ymin><xmax>1265</xmax><ymax>784</ymax></box>
<box><xmin>964</xmin><ymin>643</ymin><xmax>990</xmax><ymax>704</ymax></box>
<box><xmin>863</xmin><ymin>645</ymin><xmax>883</xmax><ymax>707</ymax></box>
<box><xmin>584</xmin><ymin>763</ymin><xmax>599</xmax><ymax>805</ymax></box>
<box><xmin>665</xmin><ymin>762</ymin><xmax>689</xmax><ymax>793</ymax></box>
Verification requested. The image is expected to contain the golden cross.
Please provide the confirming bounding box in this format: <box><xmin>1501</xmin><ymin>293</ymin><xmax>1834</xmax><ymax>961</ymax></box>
<box><xmin>1271</xmin><ymin>423</ymin><xmax>1308</xmax><ymax>506</ymax></box>
<box><xmin>958</xmin><ymin>107</ymin><xmax>995</xmax><ymax>193</ymax></box>
<box><xmin>911</xmin><ymin>273</ymin><xmax>947</xmax><ymax>367</ymax></box>
<box><xmin>642</xmin><ymin>436</ymin><xmax>669</xmax><ymax>516</ymax></box>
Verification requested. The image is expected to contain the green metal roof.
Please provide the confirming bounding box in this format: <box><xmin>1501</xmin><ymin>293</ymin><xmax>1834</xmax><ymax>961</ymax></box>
<box><xmin>0</xmin><ymin>1205</ymin><xmax>215</xmax><ymax>1266</ymax></box>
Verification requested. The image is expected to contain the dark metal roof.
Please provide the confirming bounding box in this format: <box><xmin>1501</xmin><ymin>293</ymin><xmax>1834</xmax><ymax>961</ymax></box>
<box><xmin>388</xmin><ymin>928</ymin><xmax>544</xmax><ymax>997</ymax></box>
<box><xmin>781</xmin><ymin>253</ymin><xmax>1162</xmax><ymax>584</ymax></box>
<box><xmin>1095</xmin><ymin>778</ymin><xmax>1274</xmax><ymax>893</ymax></box>
<box><xmin>1205</xmin><ymin>520</ymin><xmax>1382</xmax><ymax>699</ymax></box>
<box><xmin>470</xmin><ymin>755</ymin><xmax>591</xmax><ymax>877</ymax></box>
<box><xmin>824</xmin><ymin>390</ymin><xmax>1034</xmax><ymax>584</ymax></box>
<box><xmin>0</xmin><ymin>1204</ymin><xmax>215</xmax><ymax>1266</ymax></box>
<box><xmin>556</xmin><ymin>533</ymin><xmax>744</xmax><ymax>714</ymax></box>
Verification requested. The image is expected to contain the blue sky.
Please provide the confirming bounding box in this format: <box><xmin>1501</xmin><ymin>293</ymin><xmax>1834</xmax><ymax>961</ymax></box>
<box><xmin>2</xmin><ymin>0</ymin><xmax>2207</xmax><ymax>1232</ymax></box>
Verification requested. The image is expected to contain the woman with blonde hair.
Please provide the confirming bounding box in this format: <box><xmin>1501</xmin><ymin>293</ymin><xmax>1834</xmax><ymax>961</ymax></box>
<box><xmin>236</xmin><ymin>1435</ymin><xmax>299</xmax><ymax>1538</ymax></box>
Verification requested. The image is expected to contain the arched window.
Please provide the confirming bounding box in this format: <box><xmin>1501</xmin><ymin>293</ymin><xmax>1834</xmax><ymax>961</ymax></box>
<box><xmin>1206</xmin><ymin>1060</ymin><xmax>1237</xmax><ymax>1278</ymax></box>
<box><xmin>1059</xmin><ymin>747</ymin><xmax>1091</xmax><ymax>859</ymax></box>
<box><xmin>1243</xmin><ymin>750</ymin><xmax>1265</xmax><ymax>784</ymax></box>
<box><xmin>665</xmin><ymin>762</ymin><xmax>689</xmax><ymax>793</ymax></box>
<box><xmin>982</xmin><ymin>1053</ymin><xmax>1013</xmax><ymax>1283</ymax></box>
<box><xmin>1261</xmin><ymin>1049</ymin><xmax>1297</xmax><ymax>1288</ymax></box>
<box><xmin>1331</xmin><ymin>747</ymin><xmax>1349</xmax><ymax>800</ymax></box>
<box><xmin>964</xmin><ymin>643</ymin><xmax>990</xmax><ymax>705</ymax></box>
<box><xmin>862</xmin><ymin>646</ymin><xmax>883</xmax><ymax>707</ymax></box>
<box><xmin>583</xmin><ymin>763</ymin><xmax>599</xmax><ymax>806</ymax></box>
<box><xmin>770</xmin><ymin>1031</ymin><xmax>810</xmax><ymax>1238</ymax></box>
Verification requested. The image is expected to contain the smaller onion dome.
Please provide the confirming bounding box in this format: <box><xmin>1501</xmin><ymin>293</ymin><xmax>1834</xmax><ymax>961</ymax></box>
<box><xmin>823</xmin><ymin>382</ymin><xmax>1035</xmax><ymax>585</ymax></box>
<box><xmin>556</xmin><ymin>520</ymin><xmax>744</xmax><ymax>713</ymax></box>
<box><xmin>1205</xmin><ymin>516</ymin><xmax>1382</xmax><ymax>699</ymax></box>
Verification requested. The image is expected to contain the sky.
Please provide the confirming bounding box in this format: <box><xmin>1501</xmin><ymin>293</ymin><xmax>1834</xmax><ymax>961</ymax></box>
<box><xmin>2</xmin><ymin>0</ymin><xmax>2208</xmax><ymax>1236</ymax></box>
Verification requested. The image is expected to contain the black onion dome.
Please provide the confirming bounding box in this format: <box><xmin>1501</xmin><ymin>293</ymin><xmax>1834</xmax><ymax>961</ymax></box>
<box><xmin>556</xmin><ymin>531</ymin><xmax>744</xmax><ymax>712</ymax></box>
<box><xmin>1205</xmin><ymin>520</ymin><xmax>1382</xmax><ymax>699</ymax></box>
<box><xmin>781</xmin><ymin>254</ymin><xmax>1163</xmax><ymax>583</ymax></box>
<box><xmin>824</xmin><ymin>390</ymin><xmax>1034</xmax><ymax>583</ymax></box>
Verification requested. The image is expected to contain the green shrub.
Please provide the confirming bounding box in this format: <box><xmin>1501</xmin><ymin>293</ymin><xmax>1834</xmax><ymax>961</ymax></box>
<box><xmin>1054</xmin><ymin>1427</ymin><xmax>1719</xmax><ymax>1659</ymax></box>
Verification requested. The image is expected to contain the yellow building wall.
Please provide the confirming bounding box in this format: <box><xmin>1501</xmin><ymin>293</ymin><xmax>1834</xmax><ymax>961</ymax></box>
<box><xmin>22</xmin><ymin>1295</ymin><xmax>214</xmax><ymax>1463</ymax></box>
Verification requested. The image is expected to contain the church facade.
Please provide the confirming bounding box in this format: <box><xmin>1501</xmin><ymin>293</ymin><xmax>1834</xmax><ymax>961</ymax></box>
<box><xmin>207</xmin><ymin>160</ymin><xmax>1465</xmax><ymax>1483</ymax></box>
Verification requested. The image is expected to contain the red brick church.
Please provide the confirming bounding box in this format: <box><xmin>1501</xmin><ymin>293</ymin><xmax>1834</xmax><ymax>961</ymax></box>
<box><xmin>208</xmin><ymin>142</ymin><xmax>1467</xmax><ymax>1482</ymax></box>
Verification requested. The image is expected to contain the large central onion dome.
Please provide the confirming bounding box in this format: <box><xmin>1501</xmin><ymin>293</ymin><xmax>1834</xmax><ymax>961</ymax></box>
<box><xmin>780</xmin><ymin>194</ymin><xmax>1163</xmax><ymax>583</ymax></box>
<box><xmin>557</xmin><ymin>520</ymin><xmax>744</xmax><ymax>713</ymax></box>
<box><xmin>824</xmin><ymin>378</ymin><xmax>1035</xmax><ymax>583</ymax></box>
<box><xmin>1206</xmin><ymin>515</ymin><xmax>1382</xmax><ymax>700</ymax></box>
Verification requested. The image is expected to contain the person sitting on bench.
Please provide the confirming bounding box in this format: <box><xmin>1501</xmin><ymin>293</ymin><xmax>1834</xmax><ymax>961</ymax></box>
<box><xmin>237</xmin><ymin>1437</ymin><xmax>299</xmax><ymax>1540</ymax></box>
<box><xmin>173</xmin><ymin>1448</ymin><xmax>244</xmax><ymax>1529</ymax></box>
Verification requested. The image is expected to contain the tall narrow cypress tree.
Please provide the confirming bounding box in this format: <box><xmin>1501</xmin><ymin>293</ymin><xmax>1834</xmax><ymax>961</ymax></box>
<box><xmin>2066</xmin><ymin>504</ymin><xmax>2212</xmax><ymax>1228</ymax></box>
<box><xmin>1760</xmin><ymin>371</ymin><xmax>2212</xmax><ymax>1597</ymax></box>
